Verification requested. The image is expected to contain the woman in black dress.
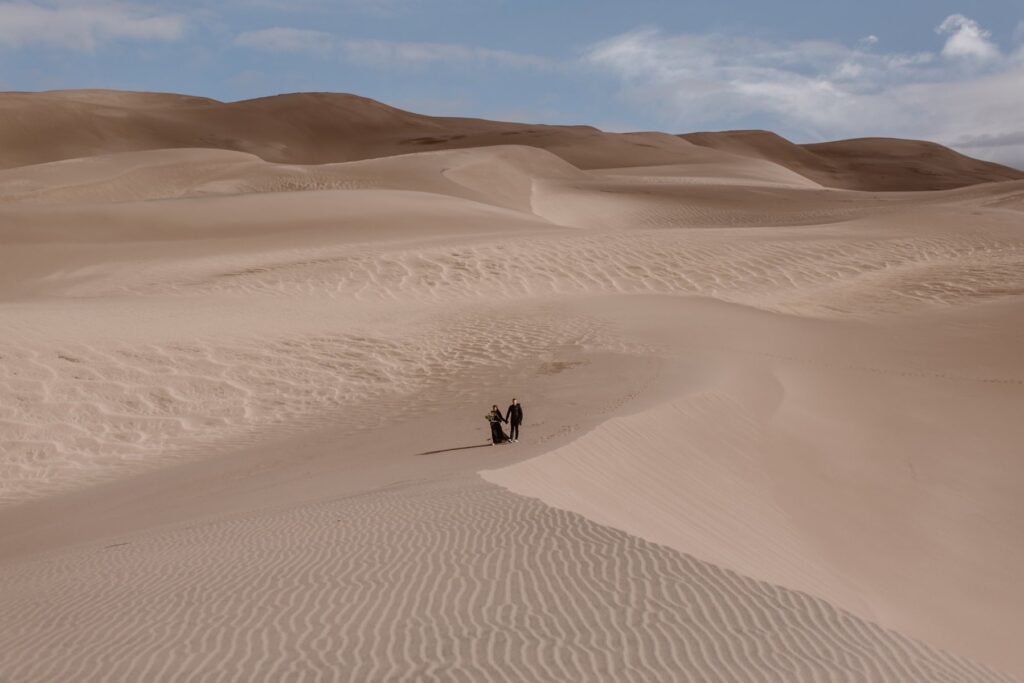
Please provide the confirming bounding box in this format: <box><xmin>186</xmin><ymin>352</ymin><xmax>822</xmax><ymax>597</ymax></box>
<box><xmin>487</xmin><ymin>404</ymin><xmax>509</xmax><ymax>445</ymax></box>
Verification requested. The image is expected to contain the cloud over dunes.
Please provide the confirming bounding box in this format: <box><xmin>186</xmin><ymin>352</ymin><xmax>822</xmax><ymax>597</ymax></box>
<box><xmin>937</xmin><ymin>14</ymin><xmax>1000</xmax><ymax>61</ymax></box>
<box><xmin>233</xmin><ymin>27</ymin><xmax>335</xmax><ymax>54</ymax></box>
<box><xmin>584</xmin><ymin>15</ymin><xmax>1024</xmax><ymax>168</ymax></box>
<box><xmin>0</xmin><ymin>1</ymin><xmax>185</xmax><ymax>50</ymax></box>
<box><xmin>341</xmin><ymin>39</ymin><xmax>551</xmax><ymax>70</ymax></box>
<box><xmin>234</xmin><ymin>27</ymin><xmax>551</xmax><ymax>69</ymax></box>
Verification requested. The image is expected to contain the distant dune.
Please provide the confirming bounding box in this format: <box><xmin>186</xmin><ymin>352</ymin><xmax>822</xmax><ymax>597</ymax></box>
<box><xmin>680</xmin><ymin>129</ymin><xmax>1024</xmax><ymax>191</ymax></box>
<box><xmin>0</xmin><ymin>90</ymin><xmax>710</xmax><ymax>171</ymax></box>
<box><xmin>1</xmin><ymin>89</ymin><xmax>1022</xmax><ymax>681</ymax></box>
<box><xmin>3</xmin><ymin>90</ymin><xmax>1021</xmax><ymax>192</ymax></box>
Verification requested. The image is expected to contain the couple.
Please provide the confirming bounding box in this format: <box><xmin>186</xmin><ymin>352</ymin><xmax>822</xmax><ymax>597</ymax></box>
<box><xmin>487</xmin><ymin>399</ymin><xmax>523</xmax><ymax>445</ymax></box>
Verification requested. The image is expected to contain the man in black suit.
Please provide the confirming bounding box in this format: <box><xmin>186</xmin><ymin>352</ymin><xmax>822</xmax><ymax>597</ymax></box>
<box><xmin>505</xmin><ymin>398</ymin><xmax>523</xmax><ymax>442</ymax></box>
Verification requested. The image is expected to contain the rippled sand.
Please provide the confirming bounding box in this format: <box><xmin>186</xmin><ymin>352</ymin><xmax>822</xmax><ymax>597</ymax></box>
<box><xmin>2</xmin><ymin>478</ymin><xmax>1014</xmax><ymax>682</ymax></box>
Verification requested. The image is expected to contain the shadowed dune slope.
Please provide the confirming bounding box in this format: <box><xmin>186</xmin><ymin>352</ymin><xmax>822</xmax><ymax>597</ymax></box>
<box><xmin>3</xmin><ymin>90</ymin><xmax>1019</xmax><ymax>190</ymax></box>
<box><xmin>804</xmin><ymin>137</ymin><xmax>1024</xmax><ymax>190</ymax></box>
<box><xmin>0</xmin><ymin>90</ymin><xmax>733</xmax><ymax>171</ymax></box>
<box><xmin>681</xmin><ymin>130</ymin><xmax>1024</xmax><ymax>191</ymax></box>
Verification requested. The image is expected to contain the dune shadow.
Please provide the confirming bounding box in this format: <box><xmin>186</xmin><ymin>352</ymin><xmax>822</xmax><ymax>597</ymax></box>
<box><xmin>417</xmin><ymin>443</ymin><xmax>493</xmax><ymax>456</ymax></box>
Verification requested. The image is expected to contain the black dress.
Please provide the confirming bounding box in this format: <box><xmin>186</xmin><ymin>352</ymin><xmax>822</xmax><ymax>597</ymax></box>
<box><xmin>489</xmin><ymin>411</ymin><xmax>508</xmax><ymax>444</ymax></box>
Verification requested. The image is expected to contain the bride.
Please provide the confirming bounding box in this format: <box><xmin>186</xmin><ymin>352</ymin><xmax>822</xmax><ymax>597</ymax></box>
<box><xmin>487</xmin><ymin>404</ymin><xmax>509</xmax><ymax>445</ymax></box>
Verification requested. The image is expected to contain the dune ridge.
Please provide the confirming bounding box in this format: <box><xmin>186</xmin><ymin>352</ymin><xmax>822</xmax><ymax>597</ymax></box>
<box><xmin>3</xmin><ymin>90</ymin><xmax>1020</xmax><ymax>190</ymax></box>
<box><xmin>680</xmin><ymin>130</ymin><xmax>1024</xmax><ymax>190</ymax></box>
<box><xmin>484</xmin><ymin>333</ymin><xmax>1024</xmax><ymax>673</ymax></box>
<box><xmin>0</xmin><ymin>90</ymin><xmax>717</xmax><ymax>171</ymax></box>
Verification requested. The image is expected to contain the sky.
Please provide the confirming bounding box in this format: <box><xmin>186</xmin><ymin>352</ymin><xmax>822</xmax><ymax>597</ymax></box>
<box><xmin>1</xmin><ymin>0</ymin><xmax>1023</xmax><ymax>167</ymax></box>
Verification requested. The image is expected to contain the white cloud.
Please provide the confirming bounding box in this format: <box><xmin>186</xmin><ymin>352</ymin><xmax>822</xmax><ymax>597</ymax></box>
<box><xmin>0</xmin><ymin>2</ymin><xmax>186</xmax><ymax>51</ymax></box>
<box><xmin>584</xmin><ymin>17</ymin><xmax>1024</xmax><ymax>169</ymax></box>
<box><xmin>937</xmin><ymin>14</ymin><xmax>999</xmax><ymax>61</ymax></box>
<box><xmin>331</xmin><ymin>0</ymin><xmax>422</xmax><ymax>14</ymax></box>
<box><xmin>234</xmin><ymin>27</ymin><xmax>334</xmax><ymax>54</ymax></box>
<box><xmin>585</xmin><ymin>17</ymin><xmax>1024</xmax><ymax>166</ymax></box>
<box><xmin>885</xmin><ymin>52</ymin><xmax>935</xmax><ymax>68</ymax></box>
<box><xmin>922</xmin><ymin>68</ymin><xmax>1024</xmax><ymax>168</ymax></box>
<box><xmin>584</xmin><ymin>29</ymin><xmax>939</xmax><ymax>132</ymax></box>
<box><xmin>234</xmin><ymin>27</ymin><xmax>552</xmax><ymax>69</ymax></box>
<box><xmin>230</xmin><ymin>0</ymin><xmax>420</xmax><ymax>15</ymax></box>
<box><xmin>341</xmin><ymin>39</ymin><xmax>551</xmax><ymax>70</ymax></box>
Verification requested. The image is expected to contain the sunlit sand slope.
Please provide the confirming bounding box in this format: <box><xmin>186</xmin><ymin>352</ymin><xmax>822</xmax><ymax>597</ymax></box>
<box><xmin>4</xmin><ymin>205</ymin><xmax>1022</xmax><ymax>507</ymax></box>
<box><xmin>2</xmin><ymin>145</ymin><xmax>1023</xmax><ymax>509</ymax></box>
<box><xmin>485</xmin><ymin>296</ymin><xmax>1024</xmax><ymax>673</ymax></box>
<box><xmin>0</xmin><ymin>145</ymin><xmax>585</xmax><ymax>211</ymax></box>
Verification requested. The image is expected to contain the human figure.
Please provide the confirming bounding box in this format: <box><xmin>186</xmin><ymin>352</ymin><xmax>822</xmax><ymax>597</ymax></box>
<box><xmin>505</xmin><ymin>398</ymin><xmax>523</xmax><ymax>442</ymax></box>
<box><xmin>487</xmin><ymin>404</ymin><xmax>508</xmax><ymax>445</ymax></box>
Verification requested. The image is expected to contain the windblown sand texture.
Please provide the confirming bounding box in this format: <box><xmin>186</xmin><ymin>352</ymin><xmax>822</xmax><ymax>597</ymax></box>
<box><xmin>1</xmin><ymin>90</ymin><xmax>1022</xmax><ymax>682</ymax></box>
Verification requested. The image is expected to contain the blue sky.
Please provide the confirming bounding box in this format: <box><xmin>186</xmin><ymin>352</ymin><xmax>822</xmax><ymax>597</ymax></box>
<box><xmin>2</xmin><ymin>1</ymin><xmax>1023</xmax><ymax>166</ymax></box>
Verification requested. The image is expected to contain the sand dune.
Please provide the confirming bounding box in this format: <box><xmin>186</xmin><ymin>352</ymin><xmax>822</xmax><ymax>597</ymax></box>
<box><xmin>5</xmin><ymin>90</ymin><xmax>1020</xmax><ymax>191</ymax></box>
<box><xmin>0</xmin><ymin>90</ymin><xmax>729</xmax><ymax>171</ymax></box>
<box><xmin>0</xmin><ymin>145</ymin><xmax>586</xmax><ymax>212</ymax></box>
<box><xmin>681</xmin><ymin>130</ymin><xmax>1024</xmax><ymax>191</ymax></box>
<box><xmin>1</xmin><ymin>90</ymin><xmax>1023</xmax><ymax>681</ymax></box>
<box><xmin>0</xmin><ymin>302</ymin><xmax>617</xmax><ymax>505</ymax></box>
<box><xmin>486</xmin><ymin>295</ymin><xmax>1024</xmax><ymax>674</ymax></box>
<box><xmin>0</xmin><ymin>476</ymin><xmax>1014</xmax><ymax>682</ymax></box>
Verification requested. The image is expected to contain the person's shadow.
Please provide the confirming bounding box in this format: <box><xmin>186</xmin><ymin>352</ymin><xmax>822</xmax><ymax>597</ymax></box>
<box><xmin>417</xmin><ymin>443</ymin><xmax>493</xmax><ymax>456</ymax></box>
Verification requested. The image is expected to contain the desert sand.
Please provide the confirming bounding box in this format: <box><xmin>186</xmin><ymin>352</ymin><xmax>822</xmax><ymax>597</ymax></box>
<box><xmin>0</xmin><ymin>90</ymin><xmax>1022</xmax><ymax>682</ymax></box>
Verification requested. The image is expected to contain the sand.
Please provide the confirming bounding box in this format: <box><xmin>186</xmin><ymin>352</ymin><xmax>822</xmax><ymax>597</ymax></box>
<box><xmin>1</xmin><ymin>90</ymin><xmax>1022</xmax><ymax>682</ymax></box>
<box><xmin>680</xmin><ymin>130</ymin><xmax>1024</xmax><ymax>191</ymax></box>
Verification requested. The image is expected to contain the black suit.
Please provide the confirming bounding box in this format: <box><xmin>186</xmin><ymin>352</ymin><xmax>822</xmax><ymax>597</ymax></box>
<box><xmin>505</xmin><ymin>403</ymin><xmax>523</xmax><ymax>440</ymax></box>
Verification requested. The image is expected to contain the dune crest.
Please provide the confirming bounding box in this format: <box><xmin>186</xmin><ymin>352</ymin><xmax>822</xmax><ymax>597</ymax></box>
<box><xmin>3</xmin><ymin>89</ymin><xmax>1021</xmax><ymax>190</ymax></box>
<box><xmin>681</xmin><ymin>129</ymin><xmax>1024</xmax><ymax>190</ymax></box>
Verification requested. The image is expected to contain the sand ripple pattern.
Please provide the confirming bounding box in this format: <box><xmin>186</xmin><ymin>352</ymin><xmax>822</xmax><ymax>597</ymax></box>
<box><xmin>122</xmin><ymin>231</ymin><xmax>1024</xmax><ymax>317</ymax></box>
<box><xmin>0</xmin><ymin>477</ymin><xmax>1013</xmax><ymax>683</ymax></box>
<box><xmin>0</xmin><ymin>313</ymin><xmax>610</xmax><ymax>505</ymax></box>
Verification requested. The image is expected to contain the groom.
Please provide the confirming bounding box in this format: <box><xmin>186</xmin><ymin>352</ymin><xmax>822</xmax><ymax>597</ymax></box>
<box><xmin>505</xmin><ymin>398</ymin><xmax>523</xmax><ymax>442</ymax></box>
